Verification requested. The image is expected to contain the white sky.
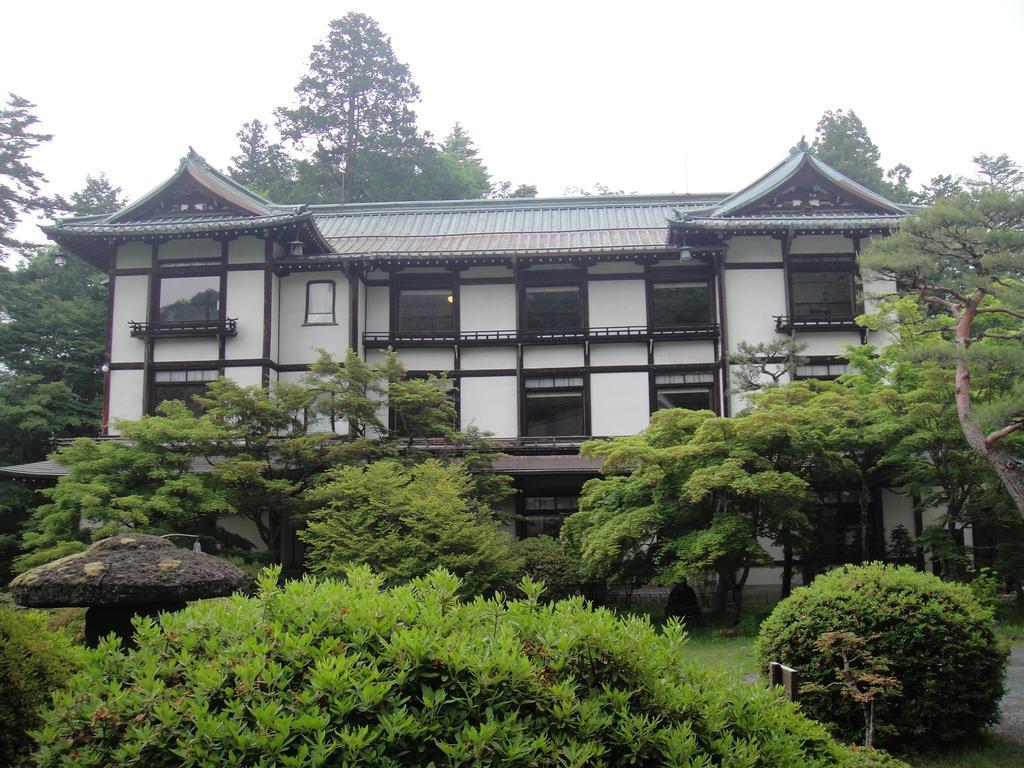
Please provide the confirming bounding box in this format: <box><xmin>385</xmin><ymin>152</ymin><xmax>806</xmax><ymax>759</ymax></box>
<box><xmin>4</xmin><ymin>0</ymin><xmax>1023</xmax><ymax>245</ymax></box>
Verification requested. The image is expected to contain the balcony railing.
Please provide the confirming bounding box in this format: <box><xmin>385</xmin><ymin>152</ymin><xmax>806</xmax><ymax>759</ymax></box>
<box><xmin>129</xmin><ymin>318</ymin><xmax>238</xmax><ymax>338</ymax></box>
<box><xmin>774</xmin><ymin>315</ymin><xmax>866</xmax><ymax>341</ymax></box>
<box><xmin>363</xmin><ymin>324</ymin><xmax>719</xmax><ymax>347</ymax></box>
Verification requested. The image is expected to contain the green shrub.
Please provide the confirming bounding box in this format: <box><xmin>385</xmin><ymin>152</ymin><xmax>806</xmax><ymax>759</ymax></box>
<box><xmin>33</xmin><ymin>567</ymin><xmax>903</xmax><ymax>767</ymax></box>
<box><xmin>0</xmin><ymin>605</ymin><xmax>81</xmax><ymax>767</ymax></box>
<box><xmin>513</xmin><ymin>534</ymin><xmax>582</xmax><ymax>601</ymax></box>
<box><xmin>756</xmin><ymin>562</ymin><xmax>1008</xmax><ymax>750</ymax></box>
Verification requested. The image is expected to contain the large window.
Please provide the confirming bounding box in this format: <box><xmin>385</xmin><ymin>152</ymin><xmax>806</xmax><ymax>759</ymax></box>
<box><xmin>520</xmin><ymin>496</ymin><xmax>580</xmax><ymax>538</ymax></box>
<box><xmin>158</xmin><ymin>275</ymin><xmax>220</xmax><ymax>322</ymax></box>
<box><xmin>789</xmin><ymin>257</ymin><xmax>857</xmax><ymax>318</ymax></box>
<box><xmin>397</xmin><ymin>289</ymin><xmax>454</xmax><ymax>333</ymax></box>
<box><xmin>524</xmin><ymin>286</ymin><xmax>581</xmax><ymax>331</ymax></box>
<box><xmin>651</xmin><ymin>282</ymin><xmax>712</xmax><ymax>327</ymax></box>
<box><xmin>151</xmin><ymin>369</ymin><xmax>218</xmax><ymax>415</ymax></box>
<box><xmin>524</xmin><ymin>376</ymin><xmax>585</xmax><ymax>436</ymax></box>
<box><xmin>654</xmin><ymin>372</ymin><xmax>715</xmax><ymax>412</ymax></box>
<box><xmin>794</xmin><ymin>359</ymin><xmax>851</xmax><ymax>380</ymax></box>
<box><xmin>305</xmin><ymin>281</ymin><xmax>335</xmax><ymax>325</ymax></box>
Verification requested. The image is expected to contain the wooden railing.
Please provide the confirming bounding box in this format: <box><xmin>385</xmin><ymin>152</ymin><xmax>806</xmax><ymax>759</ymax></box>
<box><xmin>129</xmin><ymin>318</ymin><xmax>238</xmax><ymax>338</ymax></box>
<box><xmin>363</xmin><ymin>324</ymin><xmax>719</xmax><ymax>346</ymax></box>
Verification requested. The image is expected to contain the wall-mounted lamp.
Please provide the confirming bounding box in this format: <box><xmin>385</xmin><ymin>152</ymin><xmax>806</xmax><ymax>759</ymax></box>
<box><xmin>53</xmin><ymin>251</ymin><xmax>67</xmax><ymax>267</ymax></box>
<box><xmin>447</xmin><ymin>294</ymin><xmax>454</xmax><ymax>304</ymax></box>
<box><xmin>100</xmin><ymin>363</ymin><xmax>110</xmax><ymax>373</ymax></box>
<box><xmin>680</xmin><ymin>247</ymin><xmax>693</xmax><ymax>262</ymax></box>
<box><xmin>288</xmin><ymin>240</ymin><xmax>304</xmax><ymax>258</ymax></box>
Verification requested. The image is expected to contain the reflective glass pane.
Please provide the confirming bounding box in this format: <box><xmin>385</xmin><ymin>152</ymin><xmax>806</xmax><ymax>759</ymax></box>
<box><xmin>791</xmin><ymin>272</ymin><xmax>854</xmax><ymax>318</ymax></box>
<box><xmin>524</xmin><ymin>392</ymin><xmax>584</xmax><ymax>436</ymax></box>
<box><xmin>159</xmin><ymin>276</ymin><xmax>220</xmax><ymax>322</ymax></box>
<box><xmin>524</xmin><ymin>286</ymin><xmax>580</xmax><ymax>331</ymax></box>
<box><xmin>306</xmin><ymin>282</ymin><xmax>334</xmax><ymax>324</ymax></box>
<box><xmin>652</xmin><ymin>283</ymin><xmax>711</xmax><ymax>326</ymax></box>
<box><xmin>398</xmin><ymin>289</ymin><xmax>453</xmax><ymax>332</ymax></box>
<box><xmin>656</xmin><ymin>387</ymin><xmax>711</xmax><ymax>411</ymax></box>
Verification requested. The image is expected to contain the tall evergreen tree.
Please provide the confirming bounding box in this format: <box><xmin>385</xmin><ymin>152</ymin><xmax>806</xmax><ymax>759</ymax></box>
<box><xmin>0</xmin><ymin>94</ymin><xmax>52</xmax><ymax>261</ymax></box>
<box><xmin>66</xmin><ymin>173</ymin><xmax>126</xmax><ymax>215</ymax></box>
<box><xmin>276</xmin><ymin>13</ymin><xmax>422</xmax><ymax>204</ymax></box>
<box><xmin>228</xmin><ymin>119</ymin><xmax>298</xmax><ymax>203</ymax></box>
<box><xmin>811</xmin><ymin>109</ymin><xmax>912</xmax><ymax>203</ymax></box>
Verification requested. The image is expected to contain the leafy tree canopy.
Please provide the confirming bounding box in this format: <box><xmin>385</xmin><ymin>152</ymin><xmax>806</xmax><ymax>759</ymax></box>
<box><xmin>302</xmin><ymin>459</ymin><xmax>521</xmax><ymax>595</ymax></box>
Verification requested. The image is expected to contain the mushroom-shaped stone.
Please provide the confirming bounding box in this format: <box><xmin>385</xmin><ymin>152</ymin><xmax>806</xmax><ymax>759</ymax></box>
<box><xmin>9</xmin><ymin>534</ymin><xmax>249</xmax><ymax>647</ymax></box>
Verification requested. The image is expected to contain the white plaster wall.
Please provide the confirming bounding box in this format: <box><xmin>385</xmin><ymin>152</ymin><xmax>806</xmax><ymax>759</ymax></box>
<box><xmin>357</xmin><ymin>279</ymin><xmax>365</xmax><ymax>357</ymax></box>
<box><xmin>724</xmin><ymin>269</ymin><xmax>786</xmax><ymax>350</ymax></box>
<box><xmin>365</xmin><ymin>286</ymin><xmax>389</xmax><ymax>332</ymax></box>
<box><xmin>461</xmin><ymin>347</ymin><xmax>516</xmax><ymax>370</ymax></box>
<box><xmin>277</xmin><ymin>272</ymin><xmax>350</xmax><ymax>365</ymax></box>
<box><xmin>461</xmin><ymin>284</ymin><xmax>516</xmax><ymax>332</ymax></box>
<box><xmin>228</xmin><ymin>237</ymin><xmax>264</xmax><ymax>265</ymax></box>
<box><xmin>882</xmin><ymin>489</ymin><xmax>916</xmax><ymax>538</ymax></box>
<box><xmin>724</xmin><ymin>236</ymin><xmax>782</xmax><ymax>263</ymax></box>
<box><xmin>152</xmin><ymin>338</ymin><xmax>219</xmax><ymax>362</ymax></box>
<box><xmin>115</xmin><ymin>242</ymin><xmax>150</xmax><ymax>269</ymax></box>
<box><xmin>108</xmin><ymin>369</ymin><xmax>144</xmax><ymax>429</ymax></box>
<box><xmin>653</xmin><ymin>341</ymin><xmax>716</xmax><ymax>365</ymax></box>
<box><xmin>590</xmin><ymin>343</ymin><xmax>647</xmax><ymax>366</ymax></box>
<box><xmin>460</xmin><ymin>376</ymin><xmax>518</xmax><ymax>437</ymax></box>
<box><xmin>588</xmin><ymin>280</ymin><xmax>646</xmax><ymax>327</ymax></box>
<box><xmin>462</xmin><ymin>266</ymin><xmax>513</xmax><ymax>279</ymax></box>
<box><xmin>158</xmin><ymin>238</ymin><xmax>220</xmax><ymax>260</ymax></box>
<box><xmin>590</xmin><ymin>372</ymin><xmax>650</xmax><ymax>436</ymax></box>
<box><xmin>862</xmin><ymin>272</ymin><xmax>898</xmax><ymax>314</ymax></box>
<box><xmin>789</xmin><ymin>235</ymin><xmax>855</xmax><ymax>254</ymax></box>
<box><xmin>225</xmin><ymin>270</ymin><xmax>265</xmax><ymax>359</ymax></box>
<box><xmin>110</xmin><ymin>274</ymin><xmax>148</xmax><ymax>363</ymax></box>
<box><xmin>217</xmin><ymin>514</ymin><xmax>268</xmax><ymax>550</ymax></box>
<box><xmin>270</xmin><ymin>274</ymin><xmax>280</xmax><ymax>364</ymax></box>
<box><xmin>523</xmin><ymin>345</ymin><xmax>584</xmax><ymax>369</ymax></box>
<box><xmin>588</xmin><ymin>261</ymin><xmax>644</xmax><ymax>275</ymax></box>
<box><xmin>225</xmin><ymin>366</ymin><xmax>262</xmax><ymax>388</ymax></box>
<box><xmin>796</xmin><ymin>332</ymin><xmax>864</xmax><ymax>356</ymax></box>
<box><xmin>367</xmin><ymin>348</ymin><xmax>455</xmax><ymax>371</ymax></box>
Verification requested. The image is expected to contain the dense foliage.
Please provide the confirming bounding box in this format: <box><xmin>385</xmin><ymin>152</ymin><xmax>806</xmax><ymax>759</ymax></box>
<box><xmin>0</xmin><ymin>605</ymin><xmax>81</xmax><ymax>767</ymax></box>
<box><xmin>756</xmin><ymin>563</ymin><xmax>1008</xmax><ymax>750</ymax></box>
<box><xmin>861</xmin><ymin>154</ymin><xmax>1024</xmax><ymax>514</ymax></box>
<box><xmin>31</xmin><ymin>567</ymin><xmax>904</xmax><ymax>768</ymax></box>
<box><xmin>302</xmin><ymin>460</ymin><xmax>521</xmax><ymax>596</ymax></box>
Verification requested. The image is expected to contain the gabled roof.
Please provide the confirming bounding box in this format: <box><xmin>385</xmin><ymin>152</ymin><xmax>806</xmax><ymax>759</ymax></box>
<box><xmin>109</xmin><ymin>148</ymin><xmax>275</xmax><ymax>221</ymax></box>
<box><xmin>708</xmin><ymin>146</ymin><xmax>906</xmax><ymax>218</ymax></box>
<box><xmin>668</xmin><ymin>144</ymin><xmax>907</xmax><ymax>242</ymax></box>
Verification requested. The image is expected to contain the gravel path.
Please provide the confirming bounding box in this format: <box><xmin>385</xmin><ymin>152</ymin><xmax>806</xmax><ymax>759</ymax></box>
<box><xmin>996</xmin><ymin>645</ymin><xmax>1024</xmax><ymax>745</ymax></box>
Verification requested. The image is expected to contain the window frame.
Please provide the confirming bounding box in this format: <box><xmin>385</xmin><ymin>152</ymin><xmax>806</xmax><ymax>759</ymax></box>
<box><xmin>304</xmin><ymin>280</ymin><xmax>337</xmax><ymax>326</ymax></box>
<box><xmin>154</xmin><ymin>272</ymin><xmax>223</xmax><ymax>324</ymax></box>
<box><xmin>148</xmin><ymin>368</ymin><xmax>219</xmax><ymax>416</ymax></box>
<box><xmin>392</xmin><ymin>281</ymin><xmax>457</xmax><ymax>336</ymax></box>
<box><xmin>519</xmin><ymin>277</ymin><xmax>587</xmax><ymax>333</ymax></box>
<box><xmin>516</xmin><ymin>495</ymin><xmax>581</xmax><ymax>539</ymax></box>
<box><xmin>648</xmin><ymin>279</ymin><xmax>715</xmax><ymax>328</ymax></box>
<box><xmin>793</xmin><ymin>356</ymin><xmax>851</xmax><ymax>381</ymax></box>
<box><xmin>649</xmin><ymin>370</ymin><xmax>718</xmax><ymax>415</ymax></box>
<box><xmin>787</xmin><ymin>255</ymin><xmax>861</xmax><ymax>320</ymax></box>
<box><xmin>521</xmin><ymin>373</ymin><xmax>589</xmax><ymax>437</ymax></box>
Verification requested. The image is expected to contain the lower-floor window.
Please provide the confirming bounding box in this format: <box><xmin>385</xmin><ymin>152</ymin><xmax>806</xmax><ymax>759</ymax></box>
<box><xmin>653</xmin><ymin>372</ymin><xmax>715</xmax><ymax>412</ymax></box>
<box><xmin>523</xmin><ymin>376</ymin><xmax>585</xmax><ymax>436</ymax></box>
<box><xmin>794</xmin><ymin>359</ymin><xmax>851</xmax><ymax>380</ymax></box>
<box><xmin>811</xmin><ymin>491</ymin><xmax>862</xmax><ymax>565</ymax></box>
<box><xmin>151</xmin><ymin>369</ymin><xmax>218</xmax><ymax>415</ymax></box>
<box><xmin>520</xmin><ymin>495</ymin><xmax>579</xmax><ymax>538</ymax></box>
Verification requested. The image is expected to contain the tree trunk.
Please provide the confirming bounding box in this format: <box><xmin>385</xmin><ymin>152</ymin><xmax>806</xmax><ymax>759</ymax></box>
<box><xmin>953</xmin><ymin>305</ymin><xmax>1024</xmax><ymax>515</ymax></box>
<box><xmin>713</xmin><ymin>573</ymin><xmax>729</xmax><ymax>614</ymax></box>
<box><xmin>859</xmin><ymin>478</ymin><xmax>871</xmax><ymax>563</ymax></box>
<box><xmin>781</xmin><ymin>542</ymin><xmax>794</xmax><ymax>599</ymax></box>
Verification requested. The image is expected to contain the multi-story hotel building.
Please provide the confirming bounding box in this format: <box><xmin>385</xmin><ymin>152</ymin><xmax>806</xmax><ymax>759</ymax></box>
<box><xmin>31</xmin><ymin>144</ymin><xmax>936</xmax><ymax>584</ymax></box>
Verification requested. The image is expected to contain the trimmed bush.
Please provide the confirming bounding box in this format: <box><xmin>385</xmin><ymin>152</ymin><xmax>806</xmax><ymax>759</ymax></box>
<box><xmin>32</xmin><ymin>567</ymin><xmax>905</xmax><ymax>767</ymax></box>
<box><xmin>0</xmin><ymin>605</ymin><xmax>81</xmax><ymax>767</ymax></box>
<box><xmin>513</xmin><ymin>534</ymin><xmax>583</xmax><ymax>601</ymax></box>
<box><xmin>756</xmin><ymin>562</ymin><xmax>1008</xmax><ymax>750</ymax></box>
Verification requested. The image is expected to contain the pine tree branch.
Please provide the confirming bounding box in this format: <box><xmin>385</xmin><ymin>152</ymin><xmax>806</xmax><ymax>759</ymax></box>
<box><xmin>975</xmin><ymin>306</ymin><xmax>1024</xmax><ymax>320</ymax></box>
<box><xmin>979</xmin><ymin>331</ymin><xmax>1024</xmax><ymax>340</ymax></box>
<box><xmin>985</xmin><ymin>421</ymin><xmax>1024</xmax><ymax>448</ymax></box>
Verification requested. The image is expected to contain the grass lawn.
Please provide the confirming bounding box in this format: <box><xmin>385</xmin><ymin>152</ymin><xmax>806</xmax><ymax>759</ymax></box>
<box><xmin>902</xmin><ymin>735</ymin><xmax>1024</xmax><ymax>767</ymax></box>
